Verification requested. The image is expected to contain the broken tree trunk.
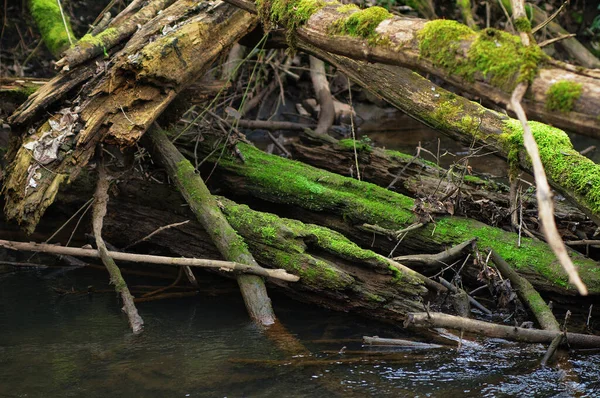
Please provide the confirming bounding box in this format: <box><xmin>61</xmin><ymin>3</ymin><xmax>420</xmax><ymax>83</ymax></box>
<box><xmin>187</xmin><ymin>128</ymin><xmax>600</xmax><ymax>296</ymax></box>
<box><xmin>4</xmin><ymin>0</ymin><xmax>258</xmax><ymax>233</ymax></box>
<box><xmin>143</xmin><ymin>127</ymin><xmax>276</xmax><ymax>326</ymax></box>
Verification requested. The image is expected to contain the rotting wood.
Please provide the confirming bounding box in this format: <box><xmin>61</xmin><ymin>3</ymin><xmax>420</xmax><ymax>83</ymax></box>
<box><xmin>4</xmin><ymin>0</ymin><xmax>258</xmax><ymax>234</ymax></box>
<box><xmin>404</xmin><ymin>312</ymin><xmax>600</xmax><ymax>347</ymax></box>
<box><xmin>0</xmin><ymin>239</ymin><xmax>300</xmax><ymax>281</ymax></box>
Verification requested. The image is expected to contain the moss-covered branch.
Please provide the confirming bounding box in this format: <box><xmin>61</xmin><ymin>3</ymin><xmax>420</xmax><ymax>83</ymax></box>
<box><xmin>29</xmin><ymin>0</ymin><xmax>76</xmax><ymax>57</ymax></box>
<box><xmin>298</xmin><ymin>46</ymin><xmax>600</xmax><ymax>228</ymax></box>
<box><xmin>225</xmin><ymin>0</ymin><xmax>600</xmax><ymax>137</ymax></box>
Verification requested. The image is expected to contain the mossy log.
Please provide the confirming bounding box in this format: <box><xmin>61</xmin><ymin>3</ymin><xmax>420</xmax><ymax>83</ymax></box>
<box><xmin>290</xmin><ymin>133</ymin><xmax>592</xmax><ymax>237</ymax></box>
<box><xmin>228</xmin><ymin>0</ymin><xmax>600</xmax><ymax>138</ymax></box>
<box><xmin>298</xmin><ymin>45</ymin><xmax>600</xmax><ymax>228</ymax></box>
<box><xmin>143</xmin><ymin>128</ymin><xmax>277</xmax><ymax>326</ymax></box>
<box><xmin>51</xmin><ymin>176</ymin><xmax>427</xmax><ymax>322</ymax></box>
<box><xmin>4</xmin><ymin>0</ymin><xmax>257</xmax><ymax>233</ymax></box>
<box><xmin>188</xmin><ymin>130</ymin><xmax>600</xmax><ymax>296</ymax></box>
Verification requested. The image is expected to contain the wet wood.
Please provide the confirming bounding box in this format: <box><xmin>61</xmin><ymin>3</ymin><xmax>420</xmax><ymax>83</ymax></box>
<box><xmin>405</xmin><ymin>312</ymin><xmax>600</xmax><ymax>347</ymax></box>
<box><xmin>143</xmin><ymin>127</ymin><xmax>278</xmax><ymax>326</ymax></box>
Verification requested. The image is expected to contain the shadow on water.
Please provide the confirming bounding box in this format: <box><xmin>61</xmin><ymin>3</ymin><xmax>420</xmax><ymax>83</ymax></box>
<box><xmin>1</xmin><ymin>268</ymin><xmax>599</xmax><ymax>397</ymax></box>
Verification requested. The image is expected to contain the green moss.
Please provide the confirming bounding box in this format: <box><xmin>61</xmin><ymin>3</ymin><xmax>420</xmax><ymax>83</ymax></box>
<box><xmin>433</xmin><ymin>217</ymin><xmax>571</xmax><ymax>287</ymax></box>
<box><xmin>257</xmin><ymin>0</ymin><xmax>326</xmax><ymax>44</ymax></box>
<box><xmin>337</xmin><ymin>138</ymin><xmax>372</xmax><ymax>153</ymax></box>
<box><xmin>78</xmin><ymin>28</ymin><xmax>118</xmax><ymax>54</ymax></box>
<box><xmin>418</xmin><ymin>20</ymin><xmax>545</xmax><ymax>91</ymax></box>
<box><xmin>502</xmin><ymin>119</ymin><xmax>600</xmax><ymax>217</ymax></box>
<box><xmin>29</xmin><ymin>0</ymin><xmax>76</xmax><ymax>56</ymax></box>
<box><xmin>545</xmin><ymin>81</ymin><xmax>583</xmax><ymax>113</ymax></box>
<box><xmin>220</xmin><ymin>143</ymin><xmax>416</xmax><ymax>229</ymax></box>
<box><xmin>329</xmin><ymin>6</ymin><xmax>393</xmax><ymax>44</ymax></box>
<box><xmin>514</xmin><ymin>17</ymin><xmax>532</xmax><ymax>33</ymax></box>
<box><xmin>336</xmin><ymin>3</ymin><xmax>359</xmax><ymax>13</ymax></box>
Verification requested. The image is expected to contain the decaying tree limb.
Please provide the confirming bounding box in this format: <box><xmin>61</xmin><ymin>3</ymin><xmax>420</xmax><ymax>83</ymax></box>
<box><xmin>143</xmin><ymin>128</ymin><xmax>277</xmax><ymax>325</ymax></box>
<box><xmin>55</xmin><ymin>0</ymin><xmax>176</xmax><ymax>70</ymax></box>
<box><xmin>0</xmin><ymin>238</ymin><xmax>300</xmax><ymax>282</ymax></box>
<box><xmin>92</xmin><ymin>168</ymin><xmax>144</xmax><ymax>334</ymax></box>
<box><xmin>404</xmin><ymin>312</ymin><xmax>600</xmax><ymax>347</ymax></box>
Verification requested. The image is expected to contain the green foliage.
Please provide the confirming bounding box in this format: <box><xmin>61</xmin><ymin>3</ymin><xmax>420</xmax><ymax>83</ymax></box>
<box><xmin>545</xmin><ymin>80</ymin><xmax>583</xmax><ymax>113</ymax></box>
<box><xmin>256</xmin><ymin>0</ymin><xmax>326</xmax><ymax>44</ymax></box>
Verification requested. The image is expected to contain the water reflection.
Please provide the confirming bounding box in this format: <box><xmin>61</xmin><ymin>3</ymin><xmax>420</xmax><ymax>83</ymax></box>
<box><xmin>1</xmin><ymin>270</ymin><xmax>599</xmax><ymax>397</ymax></box>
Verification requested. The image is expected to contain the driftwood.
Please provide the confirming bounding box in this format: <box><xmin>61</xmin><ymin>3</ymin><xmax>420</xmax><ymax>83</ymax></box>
<box><xmin>404</xmin><ymin>312</ymin><xmax>600</xmax><ymax>347</ymax></box>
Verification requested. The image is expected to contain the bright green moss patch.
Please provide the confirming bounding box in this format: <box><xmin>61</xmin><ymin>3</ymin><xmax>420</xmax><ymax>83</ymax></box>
<box><xmin>431</xmin><ymin>216</ymin><xmax>600</xmax><ymax>292</ymax></box>
<box><xmin>418</xmin><ymin>20</ymin><xmax>545</xmax><ymax>91</ymax></box>
<box><xmin>256</xmin><ymin>0</ymin><xmax>326</xmax><ymax>44</ymax></box>
<box><xmin>330</xmin><ymin>6</ymin><xmax>393</xmax><ymax>44</ymax></box>
<box><xmin>502</xmin><ymin>119</ymin><xmax>600</xmax><ymax>216</ymax></box>
<box><xmin>545</xmin><ymin>80</ymin><xmax>583</xmax><ymax>113</ymax></box>
<box><xmin>29</xmin><ymin>0</ymin><xmax>76</xmax><ymax>56</ymax></box>
<box><xmin>514</xmin><ymin>17</ymin><xmax>532</xmax><ymax>33</ymax></box>
<box><xmin>78</xmin><ymin>28</ymin><xmax>118</xmax><ymax>51</ymax></box>
<box><xmin>337</xmin><ymin>138</ymin><xmax>372</xmax><ymax>153</ymax></box>
<box><xmin>221</xmin><ymin>143</ymin><xmax>417</xmax><ymax>229</ymax></box>
<box><xmin>336</xmin><ymin>3</ymin><xmax>359</xmax><ymax>13</ymax></box>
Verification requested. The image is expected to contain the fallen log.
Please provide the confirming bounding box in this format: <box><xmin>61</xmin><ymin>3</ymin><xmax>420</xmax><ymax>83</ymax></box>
<box><xmin>189</xmin><ymin>128</ymin><xmax>600</xmax><ymax>296</ymax></box>
<box><xmin>404</xmin><ymin>312</ymin><xmax>600</xmax><ymax>348</ymax></box>
<box><xmin>227</xmin><ymin>0</ymin><xmax>600</xmax><ymax>138</ymax></box>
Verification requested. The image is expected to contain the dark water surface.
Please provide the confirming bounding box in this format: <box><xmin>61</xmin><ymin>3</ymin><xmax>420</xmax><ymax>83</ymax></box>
<box><xmin>1</xmin><ymin>269</ymin><xmax>599</xmax><ymax>398</ymax></box>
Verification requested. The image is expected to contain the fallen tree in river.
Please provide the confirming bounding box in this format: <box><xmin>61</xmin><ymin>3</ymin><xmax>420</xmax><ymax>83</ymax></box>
<box><xmin>3</xmin><ymin>0</ymin><xmax>600</xmax><ymax>333</ymax></box>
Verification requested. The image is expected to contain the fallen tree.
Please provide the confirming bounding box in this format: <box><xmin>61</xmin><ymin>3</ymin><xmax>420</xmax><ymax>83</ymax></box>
<box><xmin>184</xmin><ymin>127</ymin><xmax>600</xmax><ymax>296</ymax></box>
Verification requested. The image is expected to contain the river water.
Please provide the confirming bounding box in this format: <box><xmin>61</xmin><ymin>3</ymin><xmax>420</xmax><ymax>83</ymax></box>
<box><xmin>1</xmin><ymin>267</ymin><xmax>599</xmax><ymax>397</ymax></box>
